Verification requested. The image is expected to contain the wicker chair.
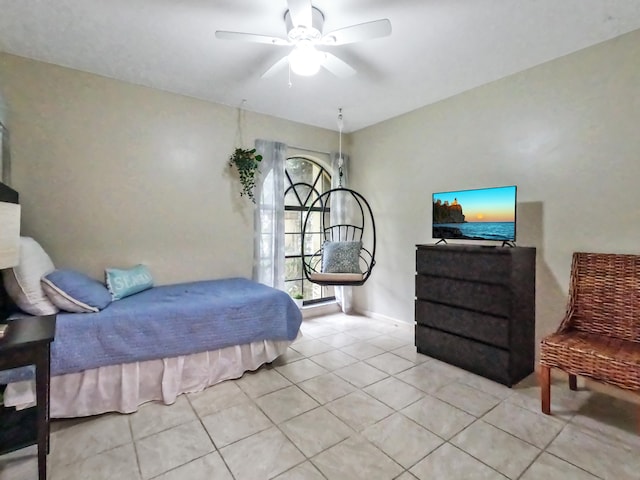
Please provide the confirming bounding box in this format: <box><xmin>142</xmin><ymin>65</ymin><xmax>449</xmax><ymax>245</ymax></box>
<box><xmin>539</xmin><ymin>252</ymin><xmax>640</xmax><ymax>428</ymax></box>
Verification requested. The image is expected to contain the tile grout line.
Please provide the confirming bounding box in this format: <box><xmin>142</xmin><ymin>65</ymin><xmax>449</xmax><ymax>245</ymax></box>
<box><xmin>127</xmin><ymin>414</ymin><xmax>144</xmax><ymax>480</ymax></box>
<box><xmin>183</xmin><ymin>392</ymin><xmax>238</xmax><ymax>480</ymax></box>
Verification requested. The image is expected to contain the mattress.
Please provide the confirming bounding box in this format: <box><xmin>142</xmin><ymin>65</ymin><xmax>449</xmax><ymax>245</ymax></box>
<box><xmin>0</xmin><ymin>277</ymin><xmax>302</xmax><ymax>383</ymax></box>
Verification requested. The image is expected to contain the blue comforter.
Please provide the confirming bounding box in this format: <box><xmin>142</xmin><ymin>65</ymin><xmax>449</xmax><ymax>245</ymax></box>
<box><xmin>0</xmin><ymin>278</ymin><xmax>302</xmax><ymax>383</ymax></box>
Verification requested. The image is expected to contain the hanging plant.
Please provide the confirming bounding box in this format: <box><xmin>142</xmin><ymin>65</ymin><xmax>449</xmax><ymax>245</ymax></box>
<box><xmin>229</xmin><ymin>147</ymin><xmax>262</xmax><ymax>203</ymax></box>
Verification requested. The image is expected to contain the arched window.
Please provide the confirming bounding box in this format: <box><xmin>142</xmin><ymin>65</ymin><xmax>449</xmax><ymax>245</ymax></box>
<box><xmin>284</xmin><ymin>156</ymin><xmax>334</xmax><ymax>304</ymax></box>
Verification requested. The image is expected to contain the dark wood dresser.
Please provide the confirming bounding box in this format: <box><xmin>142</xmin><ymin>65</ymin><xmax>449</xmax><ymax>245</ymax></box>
<box><xmin>415</xmin><ymin>244</ymin><xmax>536</xmax><ymax>386</ymax></box>
<box><xmin>0</xmin><ymin>315</ymin><xmax>57</xmax><ymax>480</ymax></box>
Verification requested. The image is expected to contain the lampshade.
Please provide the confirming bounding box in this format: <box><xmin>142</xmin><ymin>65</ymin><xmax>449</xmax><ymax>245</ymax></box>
<box><xmin>289</xmin><ymin>42</ymin><xmax>322</xmax><ymax>76</ymax></box>
<box><xmin>0</xmin><ymin>201</ymin><xmax>20</xmax><ymax>269</ymax></box>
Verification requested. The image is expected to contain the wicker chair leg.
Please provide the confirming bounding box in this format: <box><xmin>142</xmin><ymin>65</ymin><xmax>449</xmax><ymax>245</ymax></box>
<box><xmin>540</xmin><ymin>365</ymin><xmax>551</xmax><ymax>415</ymax></box>
<box><xmin>569</xmin><ymin>374</ymin><xmax>577</xmax><ymax>391</ymax></box>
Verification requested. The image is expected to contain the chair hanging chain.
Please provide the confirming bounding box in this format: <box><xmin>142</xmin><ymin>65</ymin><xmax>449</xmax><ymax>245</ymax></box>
<box><xmin>337</xmin><ymin>108</ymin><xmax>344</xmax><ymax>187</ymax></box>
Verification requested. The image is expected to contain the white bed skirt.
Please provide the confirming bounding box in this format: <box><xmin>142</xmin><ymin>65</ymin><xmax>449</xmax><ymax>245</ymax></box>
<box><xmin>4</xmin><ymin>337</ymin><xmax>295</xmax><ymax>418</ymax></box>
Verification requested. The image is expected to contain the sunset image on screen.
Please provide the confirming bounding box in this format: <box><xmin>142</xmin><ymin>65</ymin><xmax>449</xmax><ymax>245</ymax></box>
<box><xmin>433</xmin><ymin>186</ymin><xmax>515</xmax><ymax>222</ymax></box>
<box><xmin>432</xmin><ymin>185</ymin><xmax>516</xmax><ymax>241</ymax></box>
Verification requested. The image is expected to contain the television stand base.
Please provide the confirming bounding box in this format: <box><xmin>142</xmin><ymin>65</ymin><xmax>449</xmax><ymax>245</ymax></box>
<box><xmin>502</xmin><ymin>241</ymin><xmax>516</xmax><ymax>248</ymax></box>
<box><xmin>435</xmin><ymin>238</ymin><xmax>448</xmax><ymax>245</ymax></box>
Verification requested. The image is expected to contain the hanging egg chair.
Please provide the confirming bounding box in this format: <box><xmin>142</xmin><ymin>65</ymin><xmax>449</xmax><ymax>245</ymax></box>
<box><xmin>301</xmin><ymin>186</ymin><xmax>376</xmax><ymax>286</ymax></box>
<box><xmin>300</xmin><ymin>108</ymin><xmax>376</xmax><ymax>286</ymax></box>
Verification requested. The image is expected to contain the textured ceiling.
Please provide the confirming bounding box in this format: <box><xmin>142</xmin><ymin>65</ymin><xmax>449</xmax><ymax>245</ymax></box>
<box><xmin>0</xmin><ymin>0</ymin><xmax>639</xmax><ymax>132</ymax></box>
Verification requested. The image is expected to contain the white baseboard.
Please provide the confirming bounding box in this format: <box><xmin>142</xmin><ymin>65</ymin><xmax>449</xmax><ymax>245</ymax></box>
<box><xmin>359</xmin><ymin>309</ymin><xmax>413</xmax><ymax>329</ymax></box>
<box><xmin>302</xmin><ymin>301</ymin><xmax>341</xmax><ymax>319</ymax></box>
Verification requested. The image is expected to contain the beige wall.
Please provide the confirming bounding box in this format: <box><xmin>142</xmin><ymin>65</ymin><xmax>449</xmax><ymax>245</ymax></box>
<box><xmin>350</xmin><ymin>29</ymin><xmax>640</xmax><ymax>344</ymax></box>
<box><xmin>0</xmin><ymin>53</ymin><xmax>337</xmax><ymax>285</ymax></box>
<box><xmin>0</xmin><ymin>88</ymin><xmax>6</xmax><ymax>124</ymax></box>
<box><xmin>2</xmin><ymin>26</ymin><xmax>639</xmax><ymax>340</ymax></box>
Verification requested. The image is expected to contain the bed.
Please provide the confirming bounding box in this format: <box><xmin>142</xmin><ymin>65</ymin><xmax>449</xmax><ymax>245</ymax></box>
<box><xmin>1</xmin><ymin>277</ymin><xmax>302</xmax><ymax>417</ymax></box>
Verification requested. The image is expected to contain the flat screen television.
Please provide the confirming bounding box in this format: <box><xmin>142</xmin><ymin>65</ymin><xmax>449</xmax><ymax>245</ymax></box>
<box><xmin>432</xmin><ymin>185</ymin><xmax>517</xmax><ymax>242</ymax></box>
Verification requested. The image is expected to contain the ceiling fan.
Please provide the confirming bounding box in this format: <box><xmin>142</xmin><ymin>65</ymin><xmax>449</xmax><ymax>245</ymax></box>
<box><xmin>215</xmin><ymin>0</ymin><xmax>392</xmax><ymax>78</ymax></box>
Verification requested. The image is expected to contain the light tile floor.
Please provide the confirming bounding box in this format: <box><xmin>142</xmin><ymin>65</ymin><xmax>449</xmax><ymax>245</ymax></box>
<box><xmin>1</xmin><ymin>312</ymin><xmax>638</xmax><ymax>479</ymax></box>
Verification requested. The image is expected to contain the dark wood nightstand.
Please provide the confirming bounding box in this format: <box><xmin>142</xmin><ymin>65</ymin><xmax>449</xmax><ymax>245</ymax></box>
<box><xmin>0</xmin><ymin>315</ymin><xmax>56</xmax><ymax>480</ymax></box>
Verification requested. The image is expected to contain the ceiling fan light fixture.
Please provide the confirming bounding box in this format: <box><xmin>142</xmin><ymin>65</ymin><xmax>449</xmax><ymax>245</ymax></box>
<box><xmin>289</xmin><ymin>43</ymin><xmax>322</xmax><ymax>76</ymax></box>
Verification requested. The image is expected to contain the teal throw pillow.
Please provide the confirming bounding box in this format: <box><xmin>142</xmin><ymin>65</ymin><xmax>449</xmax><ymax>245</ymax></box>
<box><xmin>105</xmin><ymin>264</ymin><xmax>154</xmax><ymax>300</ymax></box>
<box><xmin>322</xmin><ymin>241</ymin><xmax>362</xmax><ymax>274</ymax></box>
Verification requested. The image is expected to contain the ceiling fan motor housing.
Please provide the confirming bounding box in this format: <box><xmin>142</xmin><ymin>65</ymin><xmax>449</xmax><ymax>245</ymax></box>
<box><xmin>285</xmin><ymin>7</ymin><xmax>324</xmax><ymax>42</ymax></box>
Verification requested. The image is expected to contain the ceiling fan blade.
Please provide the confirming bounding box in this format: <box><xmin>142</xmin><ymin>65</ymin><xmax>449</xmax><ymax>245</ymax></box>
<box><xmin>320</xmin><ymin>19</ymin><xmax>392</xmax><ymax>46</ymax></box>
<box><xmin>320</xmin><ymin>52</ymin><xmax>356</xmax><ymax>78</ymax></box>
<box><xmin>215</xmin><ymin>31</ymin><xmax>290</xmax><ymax>46</ymax></box>
<box><xmin>261</xmin><ymin>56</ymin><xmax>290</xmax><ymax>78</ymax></box>
<box><xmin>287</xmin><ymin>0</ymin><xmax>312</xmax><ymax>28</ymax></box>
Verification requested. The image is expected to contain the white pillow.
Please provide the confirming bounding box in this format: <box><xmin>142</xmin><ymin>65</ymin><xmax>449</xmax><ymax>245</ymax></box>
<box><xmin>2</xmin><ymin>237</ymin><xmax>59</xmax><ymax>315</ymax></box>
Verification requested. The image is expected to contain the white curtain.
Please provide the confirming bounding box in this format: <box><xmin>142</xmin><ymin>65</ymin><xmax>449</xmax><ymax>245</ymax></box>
<box><xmin>252</xmin><ymin>140</ymin><xmax>287</xmax><ymax>290</ymax></box>
<box><xmin>330</xmin><ymin>151</ymin><xmax>354</xmax><ymax>314</ymax></box>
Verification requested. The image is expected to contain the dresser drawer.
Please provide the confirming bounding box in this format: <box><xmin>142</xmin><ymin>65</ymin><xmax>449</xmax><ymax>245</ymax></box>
<box><xmin>416</xmin><ymin>248</ymin><xmax>511</xmax><ymax>283</ymax></box>
<box><xmin>415</xmin><ymin>300</ymin><xmax>510</xmax><ymax>349</ymax></box>
<box><xmin>415</xmin><ymin>275</ymin><xmax>511</xmax><ymax>317</ymax></box>
<box><xmin>415</xmin><ymin>325</ymin><xmax>511</xmax><ymax>385</ymax></box>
